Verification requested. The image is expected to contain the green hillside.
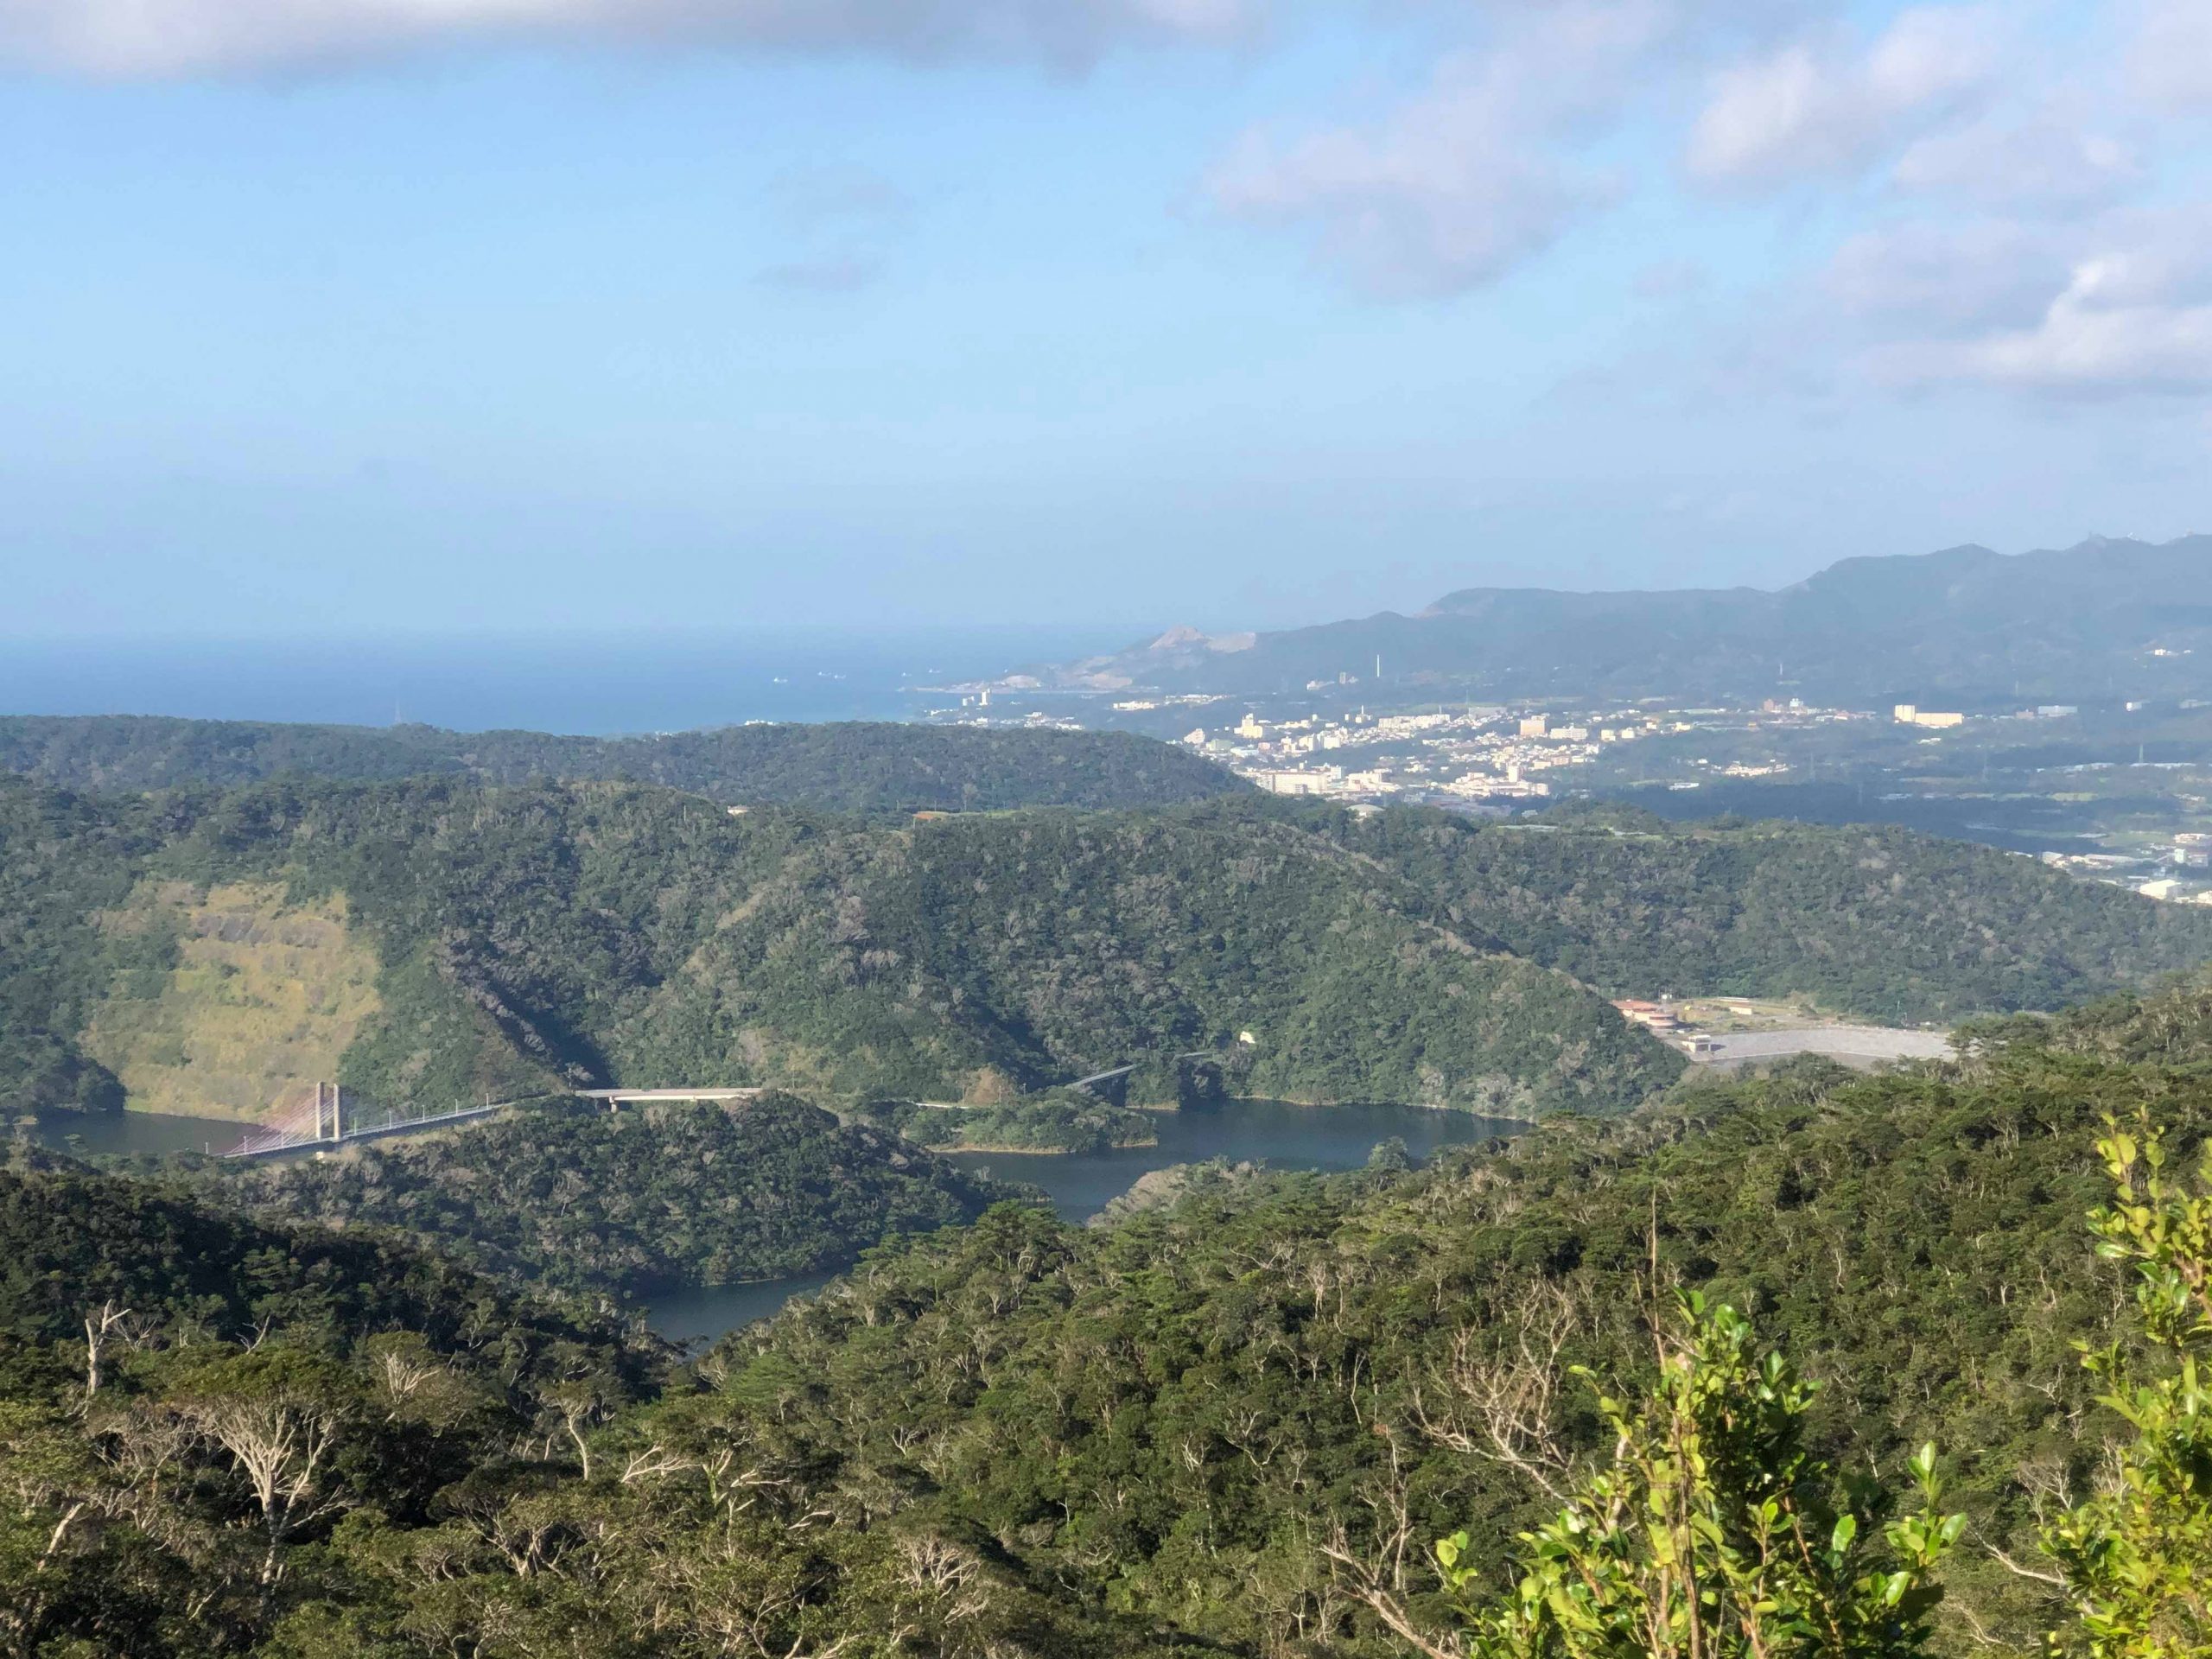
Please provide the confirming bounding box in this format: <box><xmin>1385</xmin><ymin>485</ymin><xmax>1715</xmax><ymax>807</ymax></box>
<box><xmin>589</xmin><ymin>806</ymin><xmax>1672</xmax><ymax>1114</ymax></box>
<box><xmin>0</xmin><ymin>778</ymin><xmax>1679</xmax><ymax>1122</ymax></box>
<box><xmin>8</xmin><ymin>980</ymin><xmax>2212</xmax><ymax>1654</ymax></box>
<box><xmin>0</xmin><ymin>714</ymin><xmax>1246</xmax><ymax>813</ymax></box>
<box><xmin>9</xmin><ymin>772</ymin><xmax>2211</xmax><ymax>1129</ymax></box>
<box><xmin>1293</xmin><ymin>799</ymin><xmax>2212</xmax><ymax>1021</ymax></box>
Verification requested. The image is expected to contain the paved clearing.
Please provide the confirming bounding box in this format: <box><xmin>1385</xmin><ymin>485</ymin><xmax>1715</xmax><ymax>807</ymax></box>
<box><xmin>1688</xmin><ymin>1026</ymin><xmax>1955</xmax><ymax>1070</ymax></box>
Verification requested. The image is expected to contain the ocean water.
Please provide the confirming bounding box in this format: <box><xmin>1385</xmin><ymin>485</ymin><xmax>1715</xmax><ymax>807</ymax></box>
<box><xmin>0</xmin><ymin>626</ymin><xmax>1132</xmax><ymax>735</ymax></box>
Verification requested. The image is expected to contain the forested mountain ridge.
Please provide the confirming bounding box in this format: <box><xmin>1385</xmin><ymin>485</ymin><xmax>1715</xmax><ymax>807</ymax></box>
<box><xmin>1278</xmin><ymin>798</ymin><xmax>2212</xmax><ymax>1021</ymax></box>
<box><xmin>6</xmin><ymin>772</ymin><xmax>2208</xmax><ymax>1126</ymax></box>
<box><xmin>0</xmin><ymin>777</ymin><xmax>1681</xmax><ymax>1121</ymax></box>
<box><xmin>601</xmin><ymin>805</ymin><xmax>1675</xmax><ymax>1113</ymax></box>
<box><xmin>7</xmin><ymin>984</ymin><xmax>2212</xmax><ymax>1653</ymax></box>
<box><xmin>1961</xmin><ymin>968</ymin><xmax>2212</xmax><ymax>1067</ymax></box>
<box><xmin>0</xmin><ymin>715</ymin><xmax>1246</xmax><ymax>813</ymax></box>
<box><xmin>1045</xmin><ymin>532</ymin><xmax>2212</xmax><ymax>704</ymax></box>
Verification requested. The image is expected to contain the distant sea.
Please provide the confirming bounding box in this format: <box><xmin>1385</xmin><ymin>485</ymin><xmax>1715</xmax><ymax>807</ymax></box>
<box><xmin>0</xmin><ymin>627</ymin><xmax>1133</xmax><ymax>736</ymax></box>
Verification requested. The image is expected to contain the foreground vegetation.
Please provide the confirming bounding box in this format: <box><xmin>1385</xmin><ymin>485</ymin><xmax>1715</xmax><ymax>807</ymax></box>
<box><xmin>8</xmin><ymin>975</ymin><xmax>2212</xmax><ymax>1654</ymax></box>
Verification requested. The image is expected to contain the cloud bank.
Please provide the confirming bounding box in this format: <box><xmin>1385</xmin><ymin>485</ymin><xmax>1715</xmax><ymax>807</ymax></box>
<box><xmin>1207</xmin><ymin>0</ymin><xmax>1662</xmax><ymax>298</ymax></box>
<box><xmin>1686</xmin><ymin>6</ymin><xmax>2004</xmax><ymax>185</ymax></box>
<box><xmin>1205</xmin><ymin>0</ymin><xmax>2212</xmax><ymax>404</ymax></box>
<box><xmin>1859</xmin><ymin>208</ymin><xmax>2212</xmax><ymax>397</ymax></box>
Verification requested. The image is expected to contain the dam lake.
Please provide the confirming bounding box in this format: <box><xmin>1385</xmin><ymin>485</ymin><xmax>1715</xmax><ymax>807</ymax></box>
<box><xmin>23</xmin><ymin>1099</ymin><xmax>1523</xmax><ymax>1344</ymax></box>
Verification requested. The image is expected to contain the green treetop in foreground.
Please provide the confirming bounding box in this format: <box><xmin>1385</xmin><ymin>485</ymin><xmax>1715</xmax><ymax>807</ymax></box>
<box><xmin>1402</xmin><ymin>1297</ymin><xmax>1961</xmax><ymax>1659</ymax></box>
<box><xmin>2040</xmin><ymin>1120</ymin><xmax>2212</xmax><ymax>1656</ymax></box>
<box><xmin>1419</xmin><ymin>1110</ymin><xmax>2212</xmax><ymax>1659</ymax></box>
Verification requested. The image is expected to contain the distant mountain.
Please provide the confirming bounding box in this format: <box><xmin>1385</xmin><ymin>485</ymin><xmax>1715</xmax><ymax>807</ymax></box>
<box><xmin>0</xmin><ymin>716</ymin><xmax>1246</xmax><ymax>814</ymax></box>
<box><xmin>1045</xmin><ymin>534</ymin><xmax>2212</xmax><ymax>704</ymax></box>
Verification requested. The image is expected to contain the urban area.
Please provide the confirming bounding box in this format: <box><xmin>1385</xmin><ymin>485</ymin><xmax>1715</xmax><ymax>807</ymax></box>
<box><xmin>924</xmin><ymin>687</ymin><xmax>2212</xmax><ymax>908</ymax></box>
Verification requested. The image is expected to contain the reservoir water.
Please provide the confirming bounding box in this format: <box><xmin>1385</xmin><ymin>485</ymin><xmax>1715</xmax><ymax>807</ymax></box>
<box><xmin>637</xmin><ymin>1099</ymin><xmax>1522</xmax><ymax>1343</ymax></box>
<box><xmin>19</xmin><ymin>1109</ymin><xmax>244</xmax><ymax>1159</ymax></box>
<box><xmin>17</xmin><ymin>1101</ymin><xmax>1522</xmax><ymax>1346</ymax></box>
<box><xmin>944</xmin><ymin>1098</ymin><xmax>1520</xmax><ymax>1221</ymax></box>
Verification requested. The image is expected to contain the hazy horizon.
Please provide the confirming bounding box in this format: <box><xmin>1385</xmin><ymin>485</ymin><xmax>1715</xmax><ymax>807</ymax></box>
<box><xmin>9</xmin><ymin>527</ymin><xmax>2206</xmax><ymax>656</ymax></box>
<box><xmin>0</xmin><ymin>626</ymin><xmax>1145</xmax><ymax>734</ymax></box>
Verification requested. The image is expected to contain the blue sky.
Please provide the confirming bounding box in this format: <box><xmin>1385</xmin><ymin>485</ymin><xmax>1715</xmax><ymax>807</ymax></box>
<box><xmin>1</xmin><ymin>0</ymin><xmax>2208</xmax><ymax>639</ymax></box>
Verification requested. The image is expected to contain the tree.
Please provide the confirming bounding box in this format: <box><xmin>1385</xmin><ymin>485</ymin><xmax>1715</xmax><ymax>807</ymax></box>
<box><xmin>0</xmin><ymin>1400</ymin><xmax>105</xmax><ymax>1657</ymax></box>
<box><xmin>168</xmin><ymin>1350</ymin><xmax>355</xmax><ymax>1592</ymax></box>
<box><xmin>2041</xmin><ymin>1118</ymin><xmax>2212</xmax><ymax>1657</ymax></box>
<box><xmin>1419</xmin><ymin>1294</ymin><xmax>1961</xmax><ymax>1659</ymax></box>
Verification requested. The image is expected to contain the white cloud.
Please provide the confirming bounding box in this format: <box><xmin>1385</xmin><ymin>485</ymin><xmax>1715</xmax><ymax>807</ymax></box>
<box><xmin>2128</xmin><ymin>0</ymin><xmax>2212</xmax><ymax>110</ymax></box>
<box><xmin>1206</xmin><ymin>0</ymin><xmax>1665</xmax><ymax>298</ymax></box>
<box><xmin>1688</xmin><ymin>5</ymin><xmax>2004</xmax><ymax>185</ymax></box>
<box><xmin>1633</xmin><ymin>257</ymin><xmax>1708</xmax><ymax>299</ymax></box>
<box><xmin>0</xmin><ymin>0</ymin><xmax>1255</xmax><ymax>77</ymax></box>
<box><xmin>1825</xmin><ymin>219</ymin><xmax>2071</xmax><ymax>334</ymax></box>
<box><xmin>755</xmin><ymin>251</ymin><xmax>887</xmax><ymax>292</ymax></box>
<box><xmin>1881</xmin><ymin>283</ymin><xmax>2212</xmax><ymax>396</ymax></box>
<box><xmin>1891</xmin><ymin>106</ymin><xmax>2142</xmax><ymax>213</ymax></box>
<box><xmin>1862</xmin><ymin>209</ymin><xmax>2212</xmax><ymax>396</ymax></box>
<box><xmin>757</xmin><ymin>164</ymin><xmax>910</xmax><ymax>293</ymax></box>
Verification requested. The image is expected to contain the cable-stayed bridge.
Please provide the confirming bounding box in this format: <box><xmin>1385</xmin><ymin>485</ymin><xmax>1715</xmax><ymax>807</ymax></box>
<box><xmin>218</xmin><ymin>1082</ymin><xmax>509</xmax><ymax>1159</ymax></box>
<box><xmin>218</xmin><ymin>1083</ymin><xmax>765</xmax><ymax>1158</ymax></box>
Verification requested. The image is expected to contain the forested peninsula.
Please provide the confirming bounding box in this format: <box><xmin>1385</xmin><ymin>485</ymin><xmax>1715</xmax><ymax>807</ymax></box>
<box><xmin>207</xmin><ymin>1093</ymin><xmax>1028</xmax><ymax>1294</ymax></box>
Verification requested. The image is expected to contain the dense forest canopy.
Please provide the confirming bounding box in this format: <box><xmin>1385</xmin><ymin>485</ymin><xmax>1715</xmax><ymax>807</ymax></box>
<box><xmin>857</xmin><ymin>1090</ymin><xmax>1166</xmax><ymax>1155</ymax></box>
<box><xmin>207</xmin><ymin>1094</ymin><xmax>1029</xmax><ymax>1294</ymax></box>
<box><xmin>9</xmin><ymin>977</ymin><xmax>2212</xmax><ymax>1654</ymax></box>
<box><xmin>0</xmin><ymin>715</ymin><xmax>1246</xmax><ymax>814</ymax></box>
<box><xmin>0</xmin><ymin>777</ymin><xmax>1680</xmax><ymax>1122</ymax></box>
<box><xmin>1276</xmin><ymin>798</ymin><xmax>2212</xmax><ymax>1022</ymax></box>
<box><xmin>4</xmin><ymin>772</ymin><xmax>2208</xmax><ymax>1127</ymax></box>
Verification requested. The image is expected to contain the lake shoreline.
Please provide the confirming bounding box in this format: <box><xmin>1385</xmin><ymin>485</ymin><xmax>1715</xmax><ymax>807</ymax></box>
<box><xmin>917</xmin><ymin>1138</ymin><xmax>1161</xmax><ymax>1155</ymax></box>
<box><xmin>627</xmin><ymin>1098</ymin><xmax>1535</xmax><ymax>1343</ymax></box>
<box><xmin>1219</xmin><ymin>1094</ymin><xmax>1541</xmax><ymax>1128</ymax></box>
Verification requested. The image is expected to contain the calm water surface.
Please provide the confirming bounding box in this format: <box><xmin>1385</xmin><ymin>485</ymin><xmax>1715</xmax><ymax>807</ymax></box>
<box><xmin>945</xmin><ymin>1098</ymin><xmax>1520</xmax><ymax>1221</ymax></box>
<box><xmin>18</xmin><ymin>1109</ymin><xmax>242</xmax><ymax>1158</ymax></box>
<box><xmin>0</xmin><ymin>626</ymin><xmax>1128</xmax><ymax>734</ymax></box>
<box><xmin>641</xmin><ymin>1100</ymin><xmax>1522</xmax><ymax>1343</ymax></box>
<box><xmin>643</xmin><ymin>1268</ymin><xmax>846</xmax><ymax>1344</ymax></box>
<box><xmin>16</xmin><ymin>1102</ymin><xmax>1522</xmax><ymax>1346</ymax></box>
